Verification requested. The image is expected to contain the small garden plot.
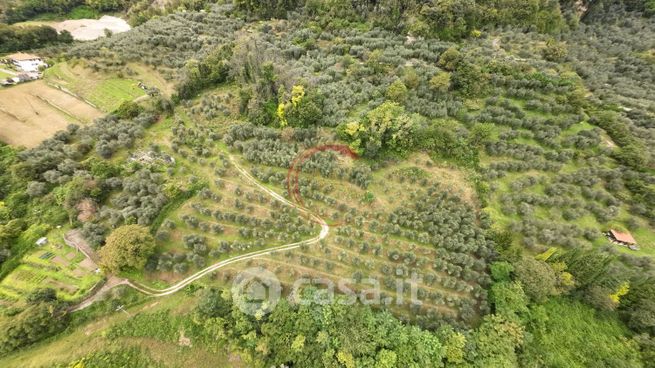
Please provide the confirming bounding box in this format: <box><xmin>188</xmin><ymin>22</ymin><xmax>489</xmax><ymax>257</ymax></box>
<box><xmin>0</xmin><ymin>235</ymin><xmax>102</xmax><ymax>308</ymax></box>
<box><xmin>38</xmin><ymin>251</ymin><xmax>55</xmax><ymax>260</ymax></box>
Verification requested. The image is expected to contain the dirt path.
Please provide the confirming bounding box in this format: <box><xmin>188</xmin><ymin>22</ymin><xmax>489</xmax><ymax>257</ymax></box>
<box><xmin>63</xmin><ymin>229</ymin><xmax>100</xmax><ymax>264</ymax></box>
<box><xmin>71</xmin><ymin>276</ymin><xmax>130</xmax><ymax>311</ymax></box>
<box><xmin>70</xmin><ymin>154</ymin><xmax>329</xmax><ymax>309</ymax></box>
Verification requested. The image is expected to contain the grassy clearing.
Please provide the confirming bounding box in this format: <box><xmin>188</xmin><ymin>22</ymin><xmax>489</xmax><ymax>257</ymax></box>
<box><xmin>44</xmin><ymin>62</ymin><xmax>145</xmax><ymax>112</ymax></box>
<box><xmin>523</xmin><ymin>297</ymin><xmax>642</xmax><ymax>367</ymax></box>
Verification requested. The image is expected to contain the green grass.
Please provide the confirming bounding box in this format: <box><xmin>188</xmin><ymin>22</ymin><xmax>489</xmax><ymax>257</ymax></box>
<box><xmin>84</xmin><ymin>78</ymin><xmax>145</xmax><ymax>112</ymax></box>
<box><xmin>0</xmin><ymin>70</ymin><xmax>14</xmax><ymax>80</ymax></box>
<box><xmin>44</xmin><ymin>62</ymin><xmax>145</xmax><ymax>112</ymax></box>
<box><xmin>562</xmin><ymin>120</ymin><xmax>595</xmax><ymax>135</ymax></box>
<box><xmin>20</xmin><ymin>5</ymin><xmax>99</xmax><ymax>22</ymax></box>
<box><xmin>523</xmin><ymin>298</ymin><xmax>642</xmax><ymax>367</ymax></box>
<box><xmin>67</xmin><ymin>5</ymin><xmax>99</xmax><ymax>19</ymax></box>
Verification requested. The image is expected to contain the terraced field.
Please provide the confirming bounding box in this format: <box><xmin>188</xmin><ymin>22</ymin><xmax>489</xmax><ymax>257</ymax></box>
<box><xmin>119</xmin><ymin>119</ymin><xmax>319</xmax><ymax>288</ymax></box>
<box><xmin>0</xmin><ymin>80</ymin><xmax>103</xmax><ymax>147</ymax></box>
<box><xmin>213</xmin><ymin>155</ymin><xmax>491</xmax><ymax>328</ymax></box>
<box><xmin>126</xmin><ymin>116</ymin><xmax>492</xmax><ymax>328</ymax></box>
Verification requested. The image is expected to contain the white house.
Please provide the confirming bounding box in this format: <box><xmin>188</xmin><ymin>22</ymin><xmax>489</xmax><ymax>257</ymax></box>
<box><xmin>5</xmin><ymin>53</ymin><xmax>46</xmax><ymax>73</ymax></box>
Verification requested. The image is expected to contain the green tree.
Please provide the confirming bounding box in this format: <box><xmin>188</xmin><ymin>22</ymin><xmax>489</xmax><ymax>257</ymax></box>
<box><xmin>490</xmin><ymin>261</ymin><xmax>514</xmax><ymax>282</ymax></box>
<box><xmin>621</xmin><ymin>277</ymin><xmax>655</xmax><ymax>335</ymax></box>
<box><xmin>468</xmin><ymin>123</ymin><xmax>494</xmax><ymax>147</ymax></box>
<box><xmin>513</xmin><ymin>256</ymin><xmax>557</xmax><ymax>303</ymax></box>
<box><xmin>176</xmin><ymin>44</ymin><xmax>233</xmax><ymax>100</ymax></box>
<box><xmin>386</xmin><ymin>79</ymin><xmax>408</xmax><ymax>103</ymax></box>
<box><xmin>439</xmin><ymin>326</ymin><xmax>466</xmax><ymax>364</ymax></box>
<box><xmin>472</xmin><ymin>314</ymin><xmax>524</xmax><ymax>367</ymax></box>
<box><xmin>98</xmin><ymin>225</ymin><xmax>155</xmax><ymax>273</ymax></box>
<box><xmin>451</xmin><ymin>62</ymin><xmax>489</xmax><ymax>97</ymax></box>
<box><xmin>375</xmin><ymin>349</ymin><xmax>397</xmax><ymax>368</ymax></box>
<box><xmin>338</xmin><ymin>102</ymin><xmax>421</xmax><ymax>157</ymax></box>
<box><xmin>234</xmin><ymin>0</ymin><xmax>301</xmax><ymax>18</ymax></box>
<box><xmin>196</xmin><ymin>288</ymin><xmax>232</xmax><ymax>319</ymax></box>
<box><xmin>421</xmin><ymin>0</ymin><xmax>477</xmax><ymax>40</ymax></box>
<box><xmin>113</xmin><ymin>101</ymin><xmax>143</xmax><ymax>119</ymax></box>
<box><xmin>491</xmin><ymin>281</ymin><xmax>529</xmax><ymax>321</ymax></box>
<box><xmin>87</xmin><ymin>0</ymin><xmax>124</xmax><ymax>11</ymax></box>
<box><xmin>437</xmin><ymin>47</ymin><xmax>462</xmax><ymax>71</ymax></box>
<box><xmin>542</xmin><ymin>39</ymin><xmax>567</xmax><ymax>62</ymax></box>
<box><xmin>26</xmin><ymin>288</ymin><xmax>57</xmax><ymax>304</ymax></box>
<box><xmin>429</xmin><ymin>72</ymin><xmax>451</xmax><ymax>93</ymax></box>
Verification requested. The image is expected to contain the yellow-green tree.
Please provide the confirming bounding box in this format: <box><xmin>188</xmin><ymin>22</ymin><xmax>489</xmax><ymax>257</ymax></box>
<box><xmin>429</xmin><ymin>72</ymin><xmax>451</xmax><ymax>93</ymax></box>
<box><xmin>338</xmin><ymin>102</ymin><xmax>421</xmax><ymax>157</ymax></box>
<box><xmin>386</xmin><ymin>79</ymin><xmax>408</xmax><ymax>103</ymax></box>
<box><xmin>98</xmin><ymin>225</ymin><xmax>155</xmax><ymax>273</ymax></box>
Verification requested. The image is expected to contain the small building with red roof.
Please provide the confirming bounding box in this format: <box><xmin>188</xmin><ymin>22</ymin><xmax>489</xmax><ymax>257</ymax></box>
<box><xmin>607</xmin><ymin>229</ymin><xmax>639</xmax><ymax>250</ymax></box>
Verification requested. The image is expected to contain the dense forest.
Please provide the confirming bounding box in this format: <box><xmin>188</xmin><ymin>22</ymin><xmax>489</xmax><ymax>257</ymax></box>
<box><xmin>0</xmin><ymin>0</ymin><xmax>655</xmax><ymax>366</ymax></box>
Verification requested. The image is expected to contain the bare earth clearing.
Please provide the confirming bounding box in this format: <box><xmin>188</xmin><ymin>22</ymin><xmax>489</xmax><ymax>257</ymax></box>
<box><xmin>0</xmin><ymin>81</ymin><xmax>102</xmax><ymax>147</ymax></box>
<box><xmin>53</xmin><ymin>16</ymin><xmax>131</xmax><ymax>41</ymax></box>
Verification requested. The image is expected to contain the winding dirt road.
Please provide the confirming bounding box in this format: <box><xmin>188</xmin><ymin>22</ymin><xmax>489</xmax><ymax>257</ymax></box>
<box><xmin>71</xmin><ymin>156</ymin><xmax>328</xmax><ymax>311</ymax></box>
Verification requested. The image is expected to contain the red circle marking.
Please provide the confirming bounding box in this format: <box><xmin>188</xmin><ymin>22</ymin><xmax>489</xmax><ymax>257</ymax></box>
<box><xmin>286</xmin><ymin>144</ymin><xmax>359</xmax><ymax>227</ymax></box>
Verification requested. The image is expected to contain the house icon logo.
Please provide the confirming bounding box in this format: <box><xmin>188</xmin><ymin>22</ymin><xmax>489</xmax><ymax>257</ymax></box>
<box><xmin>232</xmin><ymin>267</ymin><xmax>281</xmax><ymax>316</ymax></box>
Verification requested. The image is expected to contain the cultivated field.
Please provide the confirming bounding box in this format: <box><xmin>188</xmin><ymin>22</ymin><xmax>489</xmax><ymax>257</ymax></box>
<box><xmin>0</xmin><ymin>80</ymin><xmax>103</xmax><ymax>148</ymax></box>
<box><xmin>44</xmin><ymin>62</ymin><xmax>146</xmax><ymax>112</ymax></box>
<box><xmin>45</xmin><ymin>62</ymin><xmax>173</xmax><ymax>111</ymax></box>
<box><xmin>122</xmin><ymin>121</ymin><xmax>318</xmax><ymax>288</ymax></box>
<box><xmin>211</xmin><ymin>153</ymin><xmax>489</xmax><ymax>328</ymax></box>
<box><xmin>124</xmin><ymin>106</ymin><xmax>490</xmax><ymax>327</ymax></box>
<box><xmin>0</xmin><ymin>228</ymin><xmax>103</xmax><ymax>311</ymax></box>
